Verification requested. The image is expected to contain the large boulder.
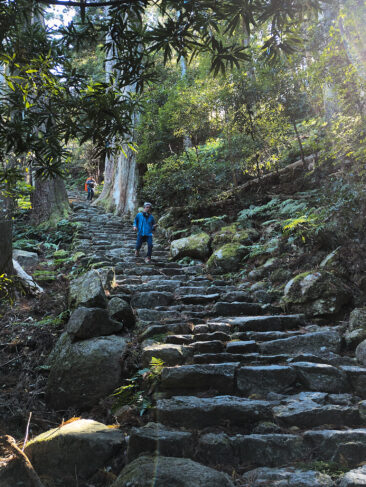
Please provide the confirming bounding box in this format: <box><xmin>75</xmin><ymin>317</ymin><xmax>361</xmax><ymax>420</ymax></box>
<box><xmin>111</xmin><ymin>455</ymin><xmax>234</xmax><ymax>487</ymax></box>
<box><xmin>69</xmin><ymin>269</ymin><xmax>107</xmax><ymax>309</ymax></box>
<box><xmin>170</xmin><ymin>233</ymin><xmax>211</xmax><ymax>261</ymax></box>
<box><xmin>13</xmin><ymin>249</ymin><xmax>39</xmax><ymax>267</ymax></box>
<box><xmin>340</xmin><ymin>465</ymin><xmax>366</xmax><ymax>486</ymax></box>
<box><xmin>25</xmin><ymin>419</ymin><xmax>124</xmax><ymax>487</ymax></box>
<box><xmin>212</xmin><ymin>224</ymin><xmax>259</xmax><ymax>249</ymax></box>
<box><xmin>66</xmin><ymin>307</ymin><xmax>123</xmax><ymax>340</ymax></box>
<box><xmin>206</xmin><ymin>243</ymin><xmax>246</xmax><ymax>273</ymax></box>
<box><xmin>46</xmin><ymin>335</ymin><xmax>127</xmax><ymax>409</ymax></box>
<box><xmin>345</xmin><ymin>308</ymin><xmax>366</xmax><ymax>350</ymax></box>
<box><xmin>108</xmin><ymin>297</ymin><xmax>135</xmax><ymax>327</ymax></box>
<box><xmin>355</xmin><ymin>339</ymin><xmax>366</xmax><ymax>366</ymax></box>
<box><xmin>282</xmin><ymin>271</ymin><xmax>351</xmax><ymax>317</ymax></box>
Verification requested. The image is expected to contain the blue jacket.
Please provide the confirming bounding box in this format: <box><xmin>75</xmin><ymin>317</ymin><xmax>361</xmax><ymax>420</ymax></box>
<box><xmin>134</xmin><ymin>212</ymin><xmax>155</xmax><ymax>236</ymax></box>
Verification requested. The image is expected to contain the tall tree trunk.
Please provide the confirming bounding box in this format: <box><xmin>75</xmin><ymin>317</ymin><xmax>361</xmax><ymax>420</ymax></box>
<box><xmin>322</xmin><ymin>2</ymin><xmax>340</xmax><ymax>121</ymax></box>
<box><xmin>29</xmin><ymin>9</ymin><xmax>70</xmax><ymax>226</ymax></box>
<box><xmin>0</xmin><ymin>190</ymin><xmax>13</xmax><ymax>276</ymax></box>
<box><xmin>94</xmin><ymin>8</ymin><xmax>138</xmax><ymax>216</ymax></box>
<box><xmin>31</xmin><ymin>175</ymin><xmax>70</xmax><ymax>226</ymax></box>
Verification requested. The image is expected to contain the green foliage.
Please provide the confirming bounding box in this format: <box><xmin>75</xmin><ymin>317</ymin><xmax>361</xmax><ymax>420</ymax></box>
<box><xmin>0</xmin><ymin>273</ymin><xmax>15</xmax><ymax>304</ymax></box>
<box><xmin>142</xmin><ymin>141</ymin><xmax>234</xmax><ymax>207</ymax></box>
<box><xmin>111</xmin><ymin>357</ymin><xmax>165</xmax><ymax>416</ymax></box>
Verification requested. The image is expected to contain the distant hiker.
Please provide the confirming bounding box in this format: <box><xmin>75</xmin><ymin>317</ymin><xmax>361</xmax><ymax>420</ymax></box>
<box><xmin>86</xmin><ymin>178</ymin><xmax>96</xmax><ymax>202</ymax></box>
<box><xmin>133</xmin><ymin>202</ymin><xmax>156</xmax><ymax>263</ymax></box>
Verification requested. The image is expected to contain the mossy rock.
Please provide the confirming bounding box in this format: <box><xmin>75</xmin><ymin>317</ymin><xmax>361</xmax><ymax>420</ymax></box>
<box><xmin>190</xmin><ymin>215</ymin><xmax>228</xmax><ymax>233</ymax></box>
<box><xmin>170</xmin><ymin>232</ymin><xmax>211</xmax><ymax>260</ymax></box>
<box><xmin>282</xmin><ymin>270</ymin><xmax>352</xmax><ymax>317</ymax></box>
<box><xmin>33</xmin><ymin>270</ymin><xmax>58</xmax><ymax>283</ymax></box>
<box><xmin>53</xmin><ymin>249</ymin><xmax>69</xmax><ymax>258</ymax></box>
<box><xmin>72</xmin><ymin>251</ymin><xmax>86</xmax><ymax>262</ymax></box>
<box><xmin>212</xmin><ymin>224</ymin><xmax>259</xmax><ymax>249</ymax></box>
<box><xmin>206</xmin><ymin>243</ymin><xmax>247</xmax><ymax>273</ymax></box>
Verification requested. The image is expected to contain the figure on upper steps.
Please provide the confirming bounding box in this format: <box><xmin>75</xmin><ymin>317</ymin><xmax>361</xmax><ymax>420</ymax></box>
<box><xmin>133</xmin><ymin>202</ymin><xmax>157</xmax><ymax>263</ymax></box>
<box><xmin>86</xmin><ymin>177</ymin><xmax>97</xmax><ymax>202</ymax></box>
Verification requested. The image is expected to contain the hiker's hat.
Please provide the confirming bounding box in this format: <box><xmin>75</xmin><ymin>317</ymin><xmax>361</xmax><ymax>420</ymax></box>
<box><xmin>144</xmin><ymin>202</ymin><xmax>152</xmax><ymax>208</ymax></box>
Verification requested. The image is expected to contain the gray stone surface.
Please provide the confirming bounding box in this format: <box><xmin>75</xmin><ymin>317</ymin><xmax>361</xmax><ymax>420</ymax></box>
<box><xmin>197</xmin><ymin>433</ymin><xmax>306</xmax><ymax>467</ymax></box>
<box><xmin>259</xmin><ymin>330</ymin><xmax>341</xmax><ymax>355</ymax></box>
<box><xmin>142</xmin><ymin>343</ymin><xmax>191</xmax><ymax>366</ymax></box>
<box><xmin>46</xmin><ymin>335</ymin><xmax>127</xmax><ymax>409</ymax></box>
<box><xmin>127</xmin><ymin>423</ymin><xmax>193</xmax><ymax>461</ymax></box>
<box><xmin>69</xmin><ymin>269</ymin><xmax>107</xmax><ymax>308</ymax></box>
<box><xmin>355</xmin><ymin>340</ymin><xmax>366</xmax><ymax>366</ymax></box>
<box><xmin>294</xmin><ymin>362</ymin><xmax>350</xmax><ymax>393</ymax></box>
<box><xmin>66</xmin><ymin>306</ymin><xmax>123</xmax><ymax>340</ymax></box>
<box><xmin>283</xmin><ymin>270</ymin><xmax>351</xmax><ymax>316</ymax></box>
<box><xmin>108</xmin><ymin>297</ymin><xmax>135</xmax><ymax>327</ymax></box>
<box><xmin>340</xmin><ymin>466</ymin><xmax>366</xmax><ymax>487</ymax></box>
<box><xmin>13</xmin><ymin>249</ymin><xmax>39</xmax><ymax>267</ymax></box>
<box><xmin>131</xmin><ymin>291</ymin><xmax>174</xmax><ymax>308</ymax></box>
<box><xmin>111</xmin><ymin>455</ymin><xmax>234</xmax><ymax>487</ymax></box>
<box><xmin>25</xmin><ymin>419</ymin><xmax>124</xmax><ymax>486</ymax></box>
<box><xmin>213</xmin><ymin>301</ymin><xmax>263</xmax><ymax>316</ymax></box>
<box><xmin>237</xmin><ymin>365</ymin><xmax>297</xmax><ymax>395</ymax></box>
<box><xmin>170</xmin><ymin>233</ymin><xmax>211</xmax><ymax>260</ymax></box>
<box><xmin>155</xmin><ymin>395</ymin><xmax>272</xmax><ymax>428</ymax></box>
<box><xmin>242</xmin><ymin>467</ymin><xmax>334</xmax><ymax>486</ymax></box>
<box><xmin>160</xmin><ymin>363</ymin><xmax>238</xmax><ymax>393</ymax></box>
<box><xmin>304</xmin><ymin>429</ymin><xmax>366</xmax><ymax>464</ymax></box>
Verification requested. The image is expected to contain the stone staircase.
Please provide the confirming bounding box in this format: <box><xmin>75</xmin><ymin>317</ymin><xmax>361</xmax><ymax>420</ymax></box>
<box><xmin>69</xmin><ymin>199</ymin><xmax>366</xmax><ymax>486</ymax></box>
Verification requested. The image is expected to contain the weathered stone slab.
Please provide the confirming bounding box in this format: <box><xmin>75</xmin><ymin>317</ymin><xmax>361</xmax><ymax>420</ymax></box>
<box><xmin>213</xmin><ymin>301</ymin><xmax>263</xmax><ymax>316</ymax></box>
<box><xmin>131</xmin><ymin>291</ymin><xmax>174</xmax><ymax>308</ymax></box>
<box><xmin>242</xmin><ymin>467</ymin><xmax>334</xmax><ymax>486</ymax></box>
<box><xmin>340</xmin><ymin>466</ymin><xmax>366</xmax><ymax>487</ymax></box>
<box><xmin>304</xmin><ymin>429</ymin><xmax>366</xmax><ymax>465</ymax></box>
<box><xmin>341</xmin><ymin>366</ymin><xmax>366</xmax><ymax>398</ymax></box>
<box><xmin>108</xmin><ymin>297</ymin><xmax>135</xmax><ymax>327</ymax></box>
<box><xmin>155</xmin><ymin>395</ymin><xmax>272</xmax><ymax>428</ymax></box>
<box><xmin>127</xmin><ymin>423</ymin><xmax>193</xmax><ymax>461</ymax></box>
<box><xmin>13</xmin><ymin>249</ymin><xmax>39</xmax><ymax>267</ymax></box>
<box><xmin>66</xmin><ymin>306</ymin><xmax>123</xmax><ymax>340</ymax></box>
<box><xmin>46</xmin><ymin>335</ymin><xmax>127</xmax><ymax>409</ymax></box>
<box><xmin>294</xmin><ymin>362</ymin><xmax>350</xmax><ymax>393</ymax></box>
<box><xmin>259</xmin><ymin>330</ymin><xmax>341</xmax><ymax>355</ymax></box>
<box><xmin>25</xmin><ymin>419</ymin><xmax>124</xmax><ymax>486</ymax></box>
<box><xmin>237</xmin><ymin>365</ymin><xmax>297</xmax><ymax>395</ymax></box>
<box><xmin>160</xmin><ymin>363</ymin><xmax>238</xmax><ymax>393</ymax></box>
<box><xmin>111</xmin><ymin>455</ymin><xmax>234</xmax><ymax>487</ymax></box>
<box><xmin>69</xmin><ymin>269</ymin><xmax>107</xmax><ymax>308</ymax></box>
<box><xmin>197</xmin><ymin>433</ymin><xmax>306</xmax><ymax>467</ymax></box>
<box><xmin>142</xmin><ymin>343</ymin><xmax>191</xmax><ymax>366</ymax></box>
<box><xmin>226</xmin><ymin>340</ymin><xmax>258</xmax><ymax>354</ymax></box>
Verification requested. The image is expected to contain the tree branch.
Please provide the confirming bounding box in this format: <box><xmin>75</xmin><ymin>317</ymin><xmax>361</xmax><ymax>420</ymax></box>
<box><xmin>35</xmin><ymin>0</ymin><xmax>132</xmax><ymax>6</ymax></box>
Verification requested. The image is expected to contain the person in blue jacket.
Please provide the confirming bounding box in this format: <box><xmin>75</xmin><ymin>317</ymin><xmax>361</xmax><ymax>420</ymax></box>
<box><xmin>133</xmin><ymin>202</ymin><xmax>156</xmax><ymax>263</ymax></box>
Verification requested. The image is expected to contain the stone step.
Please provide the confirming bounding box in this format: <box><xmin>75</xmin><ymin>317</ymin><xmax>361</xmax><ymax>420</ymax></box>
<box><xmin>192</xmin><ymin>352</ymin><xmax>289</xmax><ymax>365</ymax></box>
<box><xmin>212</xmin><ymin>301</ymin><xmax>264</xmax><ymax>316</ymax></box>
<box><xmin>160</xmin><ymin>363</ymin><xmax>238</xmax><ymax>394</ymax></box>
<box><xmin>154</xmin><ymin>395</ymin><xmax>273</xmax><ymax>428</ymax></box>
<box><xmin>128</xmin><ymin>424</ymin><xmax>307</xmax><ymax>468</ymax></box>
<box><xmin>179</xmin><ymin>293</ymin><xmax>220</xmax><ymax>304</ymax></box>
<box><xmin>210</xmin><ymin>314</ymin><xmax>305</xmax><ymax>332</ymax></box>
<box><xmin>304</xmin><ymin>429</ymin><xmax>366</xmax><ymax>466</ymax></box>
<box><xmin>258</xmin><ymin>329</ymin><xmax>341</xmax><ymax>355</ymax></box>
<box><xmin>273</xmin><ymin>393</ymin><xmax>362</xmax><ymax>428</ymax></box>
<box><xmin>159</xmin><ymin>362</ymin><xmax>364</xmax><ymax>396</ymax></box>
